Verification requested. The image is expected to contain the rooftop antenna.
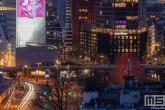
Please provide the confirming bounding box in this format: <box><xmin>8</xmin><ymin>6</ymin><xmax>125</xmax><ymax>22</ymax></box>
<box><xmin>127</xmin><ymin>59</ymin><xmax>131</xmax><ymax>76</ymax></box>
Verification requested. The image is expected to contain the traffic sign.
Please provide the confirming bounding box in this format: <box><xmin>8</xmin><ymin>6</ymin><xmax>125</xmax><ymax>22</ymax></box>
<box><xmin>45</xmin><ymin>69</ymin><xmax>50</xmax><ymax>78</ymax></box>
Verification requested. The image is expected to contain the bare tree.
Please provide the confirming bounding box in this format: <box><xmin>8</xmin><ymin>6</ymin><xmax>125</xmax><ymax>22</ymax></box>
<box><xmin>110</xmin><ymin>53</ymin><xmax>147</xmax><ymax>84</ymax></box>
<box><xmin>32</xmin><ymin>74</ymin><xmax>81</xmax><ymax>110</ymax></box>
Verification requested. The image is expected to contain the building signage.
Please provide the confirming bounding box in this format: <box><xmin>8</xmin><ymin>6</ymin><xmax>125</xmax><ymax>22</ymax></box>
<box><xmin>109</xmin><ymin>32</ymin><xmax>113</xmax><ymax>36</ymax></box>
<box><xmin>114</xmin><ymin>33</ymin><xmax>128</xmax><ymax>35</ymax></box>
<box><xmin>17</xmin><ymin>0</ymin><xmax>45</xmax><ymax>17</ymax></box>
<box><xmin>115</xmin><ymin>20</ymin><xmax>126</xmax><ymax>25</ymax></box>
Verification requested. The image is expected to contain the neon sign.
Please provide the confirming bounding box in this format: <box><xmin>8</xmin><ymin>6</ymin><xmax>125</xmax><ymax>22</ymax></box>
<box><xmin>115</xmin><ymin>20</ymin><xmax>126</xmax><ymax>25</ymax></box>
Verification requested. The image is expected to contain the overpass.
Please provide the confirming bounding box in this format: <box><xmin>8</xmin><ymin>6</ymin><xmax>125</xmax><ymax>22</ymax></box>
<box><xmin>144</xmin><ymin>65</ymin><xmax>165</xmax><ymax>70</ymax></box>
<box><xmin>0</xmin><ymin>66</ymin><xmax>114</xmax><ymax>72</ymax></box>
<box><xmin>2</xmin><ymin>65</ymin><xmax>164</xmax><ymax>72</ymax></box>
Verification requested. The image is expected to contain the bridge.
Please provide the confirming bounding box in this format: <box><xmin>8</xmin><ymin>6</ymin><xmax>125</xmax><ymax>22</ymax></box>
<box><xmin>0</xmin><ymin>66</ymin><xmax>114</xmax><ymax>72</ymax></box>
<box><xmin>144</xmin><ymin>65</ymin><xmax>165</xmax><ymax>70</ymax></box>
<box><xmin>1</xmin><ymin>65</ymin><xmax>165</xmax><ymax>72</ymax></box>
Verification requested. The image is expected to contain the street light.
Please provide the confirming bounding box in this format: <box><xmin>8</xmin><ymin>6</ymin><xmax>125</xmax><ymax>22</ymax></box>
<box><xmin>23</xmin><ymin>65</ymin><xmax>28</xmax><ymax>76</ymax></box>
<box><xmin>36</xmin><ymin>62</ymin><xmax>41</xmax><ymax>82</ymax></box>
<box><xmin>23</xmin><ymin>65</ymin><xmax>30</xmax><ymax>84</ymax></box>
<box><xmin>66</xmin><ymin>65</ymin><xmax>70</xmax><ymax>83</ymax></box>
<box><xmin>55</xmin><ymin>65</ymin><xmax>59</xmax><ymax>77</ymax></box>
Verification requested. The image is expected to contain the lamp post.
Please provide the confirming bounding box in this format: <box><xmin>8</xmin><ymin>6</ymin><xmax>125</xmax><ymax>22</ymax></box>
<box><xmin>36</xmin><ymin>62</ymin><xmax>41</xmax><ymax>82</ymax></box>
<box><xmin>55</xmin><ymin>65</ymin><xmax>59</xmax><ymax>77</ymax></box>
<box><xmin>66</xmin><ymin>65</ymin><xmax>70</xmax><ymax>83</ymax></box>
<box><xmin>23</xmin><ymin>65</ymin><xmax>28</xmax><ymax>76</ymax></box>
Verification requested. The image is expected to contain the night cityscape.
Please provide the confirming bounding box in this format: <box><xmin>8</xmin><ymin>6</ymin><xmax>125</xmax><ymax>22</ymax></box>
<box><xmin>0</xmin><ymin>0</ymin><xmax>165</xmax><ymax>110</ymax></box>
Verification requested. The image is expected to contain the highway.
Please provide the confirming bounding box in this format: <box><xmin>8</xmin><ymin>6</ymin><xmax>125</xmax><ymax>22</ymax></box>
<box><xmin>18</xmin><ymin>82</ymin><xmax>35</xmax><ymax>110</ymax></box>
<box><xmin>3</xmin><ymin>84</ymin><xmax>15</xmax><ymax>109</ymax></box>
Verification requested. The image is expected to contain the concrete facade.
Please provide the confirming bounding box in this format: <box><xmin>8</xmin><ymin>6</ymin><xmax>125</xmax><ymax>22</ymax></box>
<box><xmin>16</xmin><ymin>45</ymin><xmax>58</xmax><ymax>67</ymax></box>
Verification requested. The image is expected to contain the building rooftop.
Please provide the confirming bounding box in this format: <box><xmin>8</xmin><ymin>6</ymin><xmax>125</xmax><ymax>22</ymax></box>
<box><xmin>83</xmin><ymin>80</ymin><xmax>98</xmax><ymax>92</ymax></box>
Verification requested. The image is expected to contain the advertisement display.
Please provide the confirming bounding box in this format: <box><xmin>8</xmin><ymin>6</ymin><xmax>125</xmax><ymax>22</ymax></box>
<box><xmin>16</xmin><ymin>0</ymin><xmax>45</xmax><ymax>47</ymax></box>
<box><xmin>17</xmin><ymin>0</ymin><xmax>44</xmax><ymax>17</ymax></box>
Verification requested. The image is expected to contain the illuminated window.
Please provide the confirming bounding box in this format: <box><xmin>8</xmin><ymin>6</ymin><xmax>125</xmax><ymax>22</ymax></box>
<box><xmin>114</xmin><ymin>3</ymin><xmax>126</xmax><ymax>7</ymax></box>
<box><xmin>126</xmin><ymin>36</ymin><xmax>128</xmax><ymax>39</ymax></box>
<box><xmin>100</xmin><ymin>11</ymin><xmax>102</xmax><ymax>15</ymax></box>
<box><xmin>112</xmin><ymin>3</ymin><xmax>114</xmax><ymax>7</ymax></box>
<box><xmin>122</xmin><ymin>36</ymin><xmax>124</xmax><ymax>39</ymax></box>
<box><xmin>118</xmin><ymin>49</ymin><xmax>120</xmax><ymax>52</ymax></box>
<box><xmin>134</xmin><ymin>36</ymin><xmax>136</xmax><ymax>39</ymax></box>
<box><xmin>126</xmin><ymin>16</ymin><xmax>138</xmax><ymax>20</ymax></box>
<box><xmin>133</xmin><ymin>30</ymin><xmax>137</xmax><ymax>34</ymax></box>
<box><xmin>130</xmin><ymin>49</ymin><xmax>132</xmax><ymax>52</ymax></box>
<box><xmin>115</xmin><ymin>25</ymin><xmax>126</xmax><ymax>29</ymax></box>
<box><xmin>126</xmin><ymin>49</ymin><xmax>128</xmax><ymax>52</ymax></box>
<box><xmin>133</xmin><ymin>49</ymin><xmax>136</xmax><ymax>52</ymax></box>
<box><xmin>130</xmin><ymin>40</ymin><xmax>132</xmax><ymax>43</ymax></box>
<box><xmin>130</xmin><ymin>36</ymin><xmax>132</xmax><ymax>39</ymax></box>
<box><xmin>129</xmin><ymin>30</ymin><xmax>132</xmax><ymax>34</ymax></box>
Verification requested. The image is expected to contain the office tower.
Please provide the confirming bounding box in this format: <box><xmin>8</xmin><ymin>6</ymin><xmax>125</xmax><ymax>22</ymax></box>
<box><xmin>72</xmin><ymin>0</ymin><xmax>95</xmax><ymax>47</ymax></box>
<box><xmin>0</xmin><ymin>0</ymin><xmax>16</xmax><ymax>67</ymax></box>
<box><xmin>95</xmin><ymin>0</ymin><xmax>147</xmax><ymax>63</ymax></box>
<box><xmin>57</xmin><ymin>0</ymin><xmax>65</xmax><ymax>26</ymax></box>
<box><xmin>46</xmin><ymin>0</ymin><xmax>62</xmax><ymax>46</ymax></box>
<box><xmin>62</xmin><ymin>0</ymin><xmax>72</xmax><ymax>48</ymax></box>
<box><xmin>46</xmin><ymin>0</ymin><xmax>57</xmax><ymax>22</ymax></box>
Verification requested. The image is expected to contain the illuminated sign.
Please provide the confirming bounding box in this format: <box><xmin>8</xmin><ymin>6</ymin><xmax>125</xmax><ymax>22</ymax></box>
<box><xmin>115</xmin><ymin>20</ymin><xmax>126</xmax><ymax>25</ymax></box>
<box><xmin>109</xmin><ymin>32</ymin><xmax>113</xmax><ymax>36</ymax></box>
<box><xmin>17</xmin><ymin>0</ymin><xmax>45</xmax><ymax>17</ymax></box>
<box><xmin>114</xmin><ymin>33</ymin><xmax>128</xmax><ymax>35</ymax></box>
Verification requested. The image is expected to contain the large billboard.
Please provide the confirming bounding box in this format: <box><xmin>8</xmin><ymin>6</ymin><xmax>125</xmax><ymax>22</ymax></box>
<box><xmin>17</xmin><ymin>0</ymin><xmax>44</xmax><ymax>17</ymax></box>
<box><xmin>16</xmin><ymin>0</ymin><xmax>45</xmax><ymax>48</ymax></box>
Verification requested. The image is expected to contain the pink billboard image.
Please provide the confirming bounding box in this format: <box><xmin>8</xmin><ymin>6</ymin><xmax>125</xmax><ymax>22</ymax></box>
<box><xmin>17</xmin><ymin>0</ymin><xmax>45</xmax><ymax>17</ymax></box>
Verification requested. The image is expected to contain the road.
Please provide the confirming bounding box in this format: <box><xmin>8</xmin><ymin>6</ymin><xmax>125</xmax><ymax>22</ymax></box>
<box><xmin>18</xmin><ymin>82</ymin><xmax>35</xmax><ymax>110</ymax></box>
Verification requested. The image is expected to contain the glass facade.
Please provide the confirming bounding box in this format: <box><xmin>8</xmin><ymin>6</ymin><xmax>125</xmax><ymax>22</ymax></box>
<box><xmin>96</xmin><ymin>0</ymin><xmax>147</xmax><ymax>63</ymax></box>
<box><xmin>72</xmin><ymin>0</ymin><xmax>95</xmax><ymax>46</ymax></box>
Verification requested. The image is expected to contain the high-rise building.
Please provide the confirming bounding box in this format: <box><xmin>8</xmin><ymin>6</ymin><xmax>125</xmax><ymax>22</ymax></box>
<box><xmin>62</xmin><ymin>0</ymin><xmax>72</xmax><ymax>48</ymax></box>
<box><xmin>80</xmin><ymin>0</ymin><xmax>147</xmax><ymax>64</ymax></box>
<box><xmin>95</xmin><ymin>0</ymin><xmax>147</xmax><ymax>63</ymax></box>
<box><xmin>72</xmin><ymin>0</ymin><xmax>95</xmax><ymax>47</ymax></box>
<box><xmin>46</xmin><ymin>0</ymin><xmax>62</xmax><ymax>46</ymax></box>
<box><xmin>0</xmin><ymin>0</ymin><xmax>16</xmax><ymax>67</ymax></box>
<box><xmin>57</xmin><ymin>0</ymin><xmax>65</xmax><ymax>26</ymax></box>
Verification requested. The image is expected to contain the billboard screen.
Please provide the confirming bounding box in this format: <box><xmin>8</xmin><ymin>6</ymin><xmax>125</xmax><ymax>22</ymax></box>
<box><xmin>17</xmin><ymin>0</ymin><xmax>44</xmax><ymax>17</ymax></box>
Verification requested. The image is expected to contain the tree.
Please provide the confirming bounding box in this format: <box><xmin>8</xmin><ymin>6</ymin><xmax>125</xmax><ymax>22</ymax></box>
<box><xmin>32</xmin><ymin>74</ymin><xmax>81</xmax><ymax>110</ymax></box>
<box><xmin>109</xmin><ymin>53</ymin><xmax>147</xmax><ymax>84</ymax></box>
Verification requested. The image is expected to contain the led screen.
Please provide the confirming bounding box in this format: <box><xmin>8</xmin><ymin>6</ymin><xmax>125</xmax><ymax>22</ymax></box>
<box><xmin>17</xmin><ymin>0</ymin><xmax>44</xmax><ymax>17</ymax></box>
